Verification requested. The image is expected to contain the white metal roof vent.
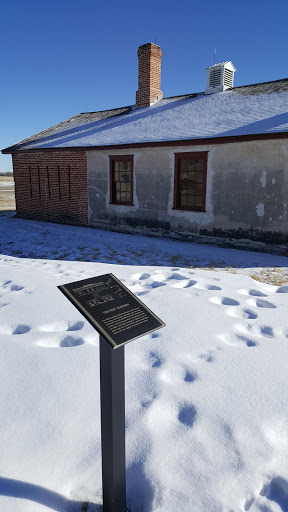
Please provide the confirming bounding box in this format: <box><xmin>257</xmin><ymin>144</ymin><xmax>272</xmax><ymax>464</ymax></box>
<box><xmin>205</xmin><ymin>61</ymin><xmax>236</xmax><ymax>94</ymax></box>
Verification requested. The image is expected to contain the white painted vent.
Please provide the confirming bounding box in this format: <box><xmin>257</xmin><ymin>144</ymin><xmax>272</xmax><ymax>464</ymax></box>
<box><xmin>209</xmin><ymin>68</ymin><xmax>221</xmax><ymax>88</ymax></box>
<box><xmin>205</xmin><ymin>61</ymin><xmax>236</xmax><ymax>94</ymax></box>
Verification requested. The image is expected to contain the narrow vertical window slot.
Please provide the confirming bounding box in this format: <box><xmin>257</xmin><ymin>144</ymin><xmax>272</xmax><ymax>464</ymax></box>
<box><xmin>29</xmin><ymin>166</ymin><xmax>32</xmax><ymax>198</ymax></box>
<box><xmin>68</xmin><ymin>166</ymin><xmax>71</xmax><ymax>199</ymax></box>
<box><xmin>58</xmin><ymin>166</ymin><xmax>61</xmax><ymax>199</ymax></box>
<box><xmin>47</xmin><ymin>166</ymin><xmax>51</xmax><ymax>198</ymax></box>
<box><xmin>38</xmin><ymin>166</ymin><xmax>41</xmax><ymax>198</ymax></box>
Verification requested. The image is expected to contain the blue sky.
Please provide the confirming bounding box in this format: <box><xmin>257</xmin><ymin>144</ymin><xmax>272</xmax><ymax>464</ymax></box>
<box><xmin>1</xmin><ymin>0</ymin><xmax>287</xmax><ymax>173</ymax></box>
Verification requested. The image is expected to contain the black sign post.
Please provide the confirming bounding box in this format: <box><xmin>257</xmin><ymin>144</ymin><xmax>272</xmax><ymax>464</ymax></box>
<box><xmin>99</xmin><ymin>336</ymin><xmax>126</xmax><ymax>512</ymax></box>
<box><xmin>58</xmin><ymin>273</ymin><xmax>165</xmax><ymax>512</ymax></box>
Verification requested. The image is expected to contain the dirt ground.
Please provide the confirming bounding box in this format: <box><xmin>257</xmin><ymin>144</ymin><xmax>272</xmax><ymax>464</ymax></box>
<box><xmin>0</xmin><ymin>176</ymin><xmax>16</xmax><ymax>210</ymax></box>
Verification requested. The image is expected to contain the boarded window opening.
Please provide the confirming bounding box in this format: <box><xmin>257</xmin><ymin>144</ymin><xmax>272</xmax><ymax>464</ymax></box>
<box><xmin>37</xmin><ymin>166</ymin><xmax>41</xmax><ymax>198</ymax></box>
<box><xmin>46</xmin><ymin>166</ymin><xmax>51</xmax><ymax>198</ymax></box>
<box><xmin>58</xmin><ymin>166</ymin><xmax>61</xmax><ymax>200</ymax></box>
<box><xmin>68</xmin><ymin>166</ymin><xmax>71</xmax><ymax>199</ymax></box>
<box><xmin>29</xmin><ymin>166</ymin><xmax>32</xmax><ymax>198</ymax></box>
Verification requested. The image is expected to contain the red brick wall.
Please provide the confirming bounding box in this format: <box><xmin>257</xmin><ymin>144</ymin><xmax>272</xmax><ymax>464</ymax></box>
<box><xmin>136</xmin><ymin>43</ymin><xmax>163</xmax><ymax>108</ymax></box>
<box><xmin>12</xmin><ymin>150</ymin><xmax>88</xmax><ymax>226</ymax></box>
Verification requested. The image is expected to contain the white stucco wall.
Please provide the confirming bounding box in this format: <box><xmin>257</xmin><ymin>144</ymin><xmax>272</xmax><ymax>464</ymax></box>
<box><xmin>86</xmin><ymin>139</ymin><xmax>288</xmax><ymax>245</ymax></box>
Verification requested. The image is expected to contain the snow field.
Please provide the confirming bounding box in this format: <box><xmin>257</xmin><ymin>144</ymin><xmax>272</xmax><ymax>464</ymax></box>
<box><xmin>0</xmin><ymin>251</ymin><xmax>288</xmax><ymax>511</ymax></box>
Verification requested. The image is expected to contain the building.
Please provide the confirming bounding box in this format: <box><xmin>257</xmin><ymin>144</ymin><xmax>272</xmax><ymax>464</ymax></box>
<box><xmin>2</xmin><ymin>43</ymin><xmax>288</xmax><ymax>253</ymax></box>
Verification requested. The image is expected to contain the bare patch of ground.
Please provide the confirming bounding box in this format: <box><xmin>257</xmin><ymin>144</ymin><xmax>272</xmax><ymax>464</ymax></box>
<box><xmin>0</xmin><ymin>176</ymin><xmax>15</xmax><ymax>210</ymax></box>
<box><xmin>249</xmin><ymin>267</ymin><xmax>288</xmax><ymax>286</ymax></box>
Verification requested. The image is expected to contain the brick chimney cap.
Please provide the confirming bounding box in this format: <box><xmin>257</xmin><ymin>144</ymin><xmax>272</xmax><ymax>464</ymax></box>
<box><xmin>138</xmin><ymin>42</ymin><xmax>162</xmax><ymax>50</ymax></box>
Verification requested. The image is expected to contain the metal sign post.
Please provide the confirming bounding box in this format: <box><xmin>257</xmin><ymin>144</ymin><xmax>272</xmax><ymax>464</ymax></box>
<box><xmin>58</xmin><ymin>273</ymin><xmax>165</xmax><ymax>512</ymax></box>
<box><xmin>99</xmin><ymin>336</ymin><xmax>126</xmax><ymax>512</ymax></box>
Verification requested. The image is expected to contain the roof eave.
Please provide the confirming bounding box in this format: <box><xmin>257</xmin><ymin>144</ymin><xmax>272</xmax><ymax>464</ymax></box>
<box><xmin>3</xmin><ymin>131</ymin><xmax>288</xmax><ymax>155</ymax></box>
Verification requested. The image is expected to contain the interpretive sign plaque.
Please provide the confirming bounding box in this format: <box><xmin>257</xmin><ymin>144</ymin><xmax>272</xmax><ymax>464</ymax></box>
<box><xmin>58</xmin><ymin>273</ymin><xmax>165</xmax><ymax>512</ymax></box>
<box><xmin>58</xmin><ymin>273</ymin><xmax>165</xmax><ymax>348</ymax></box>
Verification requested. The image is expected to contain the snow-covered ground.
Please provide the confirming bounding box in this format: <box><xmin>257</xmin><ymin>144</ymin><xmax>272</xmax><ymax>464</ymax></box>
<box><xmin>0</xmin><ymin>212</ymin><xmax>288</xmax><ymax>512</ymax></box>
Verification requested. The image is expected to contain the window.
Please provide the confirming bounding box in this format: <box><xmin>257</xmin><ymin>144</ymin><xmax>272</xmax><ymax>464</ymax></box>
<box><xmin>173</xmin><ymin>152</ymin><xmax>208</xmax><ymax>211</ymax></box>
<box><xmin>110</xmin><ymin>156</ymin><xmax>133</xmax><ymax>205</ymax></box>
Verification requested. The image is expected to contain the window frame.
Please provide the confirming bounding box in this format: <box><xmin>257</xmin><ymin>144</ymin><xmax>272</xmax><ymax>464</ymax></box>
<box><xmin>173</xmin><ymin>151</ymin><xmax>208</xmax><ymax>212</ymax></box>
<box><xmin>109</xmin><ymin>155</ymin><xmax>134</xmax><ymax>206</ymax></box>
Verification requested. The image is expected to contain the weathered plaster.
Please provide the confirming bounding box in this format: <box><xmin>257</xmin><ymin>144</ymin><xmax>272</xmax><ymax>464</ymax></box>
<box><xmin>208</xmin><ymin>139</ymin><xmax>288</xmax><ymax>236</ymax></box>
<box><xmin>86</xmin><ymin>139</ymin><xmax>288</xmax><ymax>249</ymax></box>
<box><xmin>260</xmin><ymin>171</ymin><xmax>267</xmax><ymax>187</ymax></box>
<box><xmin>256</xmin><ymin>203</ymin><xmax>265</xmax><ymax>217</ymax></box>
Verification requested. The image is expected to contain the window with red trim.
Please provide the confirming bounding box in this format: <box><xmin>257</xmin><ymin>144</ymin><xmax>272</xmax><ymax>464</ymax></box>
<box><xmin>173</xmin><ymin>152</ymin><xmax>208</xmax><ymax>211</ymax></box>
<box><xmin>110</xmin><ymin>156</ymin><xmax>133</xmax><ymax>205</ymax></box>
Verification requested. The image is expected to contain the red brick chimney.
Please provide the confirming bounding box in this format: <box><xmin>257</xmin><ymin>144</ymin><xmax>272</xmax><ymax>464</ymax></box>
<box><xmin>136</xmin><ymin>43</ymin><xmax>163</xmax><ymax>108</ymax></box>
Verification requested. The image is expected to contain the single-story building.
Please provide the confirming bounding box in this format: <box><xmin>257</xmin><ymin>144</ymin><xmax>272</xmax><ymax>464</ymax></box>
<box><xmin>2</xmin><ymin>43</ymin><xmax>288</xmax><ymax>253</ymax></box>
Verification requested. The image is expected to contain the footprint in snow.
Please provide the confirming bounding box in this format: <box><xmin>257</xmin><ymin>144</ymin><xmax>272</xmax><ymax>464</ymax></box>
<box><xmin>210</xmin><ymin>296</ymin><xmax>240</xmax><ymax>306</ymax></box>
<box><xmin>260</xmin><ymin>326</ymin><xmax>274</xmax><ymax>337</ymax></box>
<box><xmin>260</xmin><ymin>477</ymin><xmax>288</xmax><ymax>510</ymax></box>
<box><xmin>170</xmin><ymin>279</ymin><xmax>197</xmax><ymax>289</ymax></box>
<box><xmin>126</xmin><ymin>283</ymin><xmax>143</xmax><ymax>294</ymax></box>
<box><xmin>11</xmin><ymin>284</ymin><xmax>24</xmax><ymax>291</ymax></box>
<box><xmin>60</xmin><ymin>336</ymin><xmax>85</xmax><ymax>347</ymax></box>
<box><xmin>37</xmin><ymin>335</ymin><xmax>85</xmax><ymax>348</ymax></box>
<box><xmin>243</xmin><ymin>496</ymin><xmax>255</xmax><ymax>511</ymax></box>
<box><xmin>198</xmin><ymin>352</ymin><xmax>215</xmax><ymax>363</ymax></box>
<box><xmin>0</xmin><ymin>324</ymin><xmax>31</xmax><ymax>335</ymax></box>
<box><xmin>247</xmin><ymin>298</ymin><xmax>277</xmax><ymax>309</ymax></box>
<box><xmin>184</xmin><ymin>280</ymin><xmax>197</xmax><ymax>288</ymax></box>
<box><xmin>236</xmin><ymin>335</ymin><xmax>258</xmax><ymax>347</ymax></box>
<box><xmin>1</xmin><ymin>282</ymin><xmax>23</xmax><ymax>292</ymax></box>
<box><xmin>178</xmin><ymin>404</ymin><xmax>198</xmax><ymax>428</ymax></box>
<box><xmin>131</xmin><ymin>272</ymin><xmax>151</xmax><ymax>281</ymax></box>
<box><xmin>139</xmin><ymin>273</ymin><xmax>151</xmax><ymax>280</ymax></box>
<box><xmin>218</xmin><ymin>332</ymin><xmax>258</xmax><ymax>348</ymax></box>
<box><xmin>151</xmin><ymin>281</ymin><xmax>167</xmax><ymax>289</ymax></box>
<box><xmin>184</xmin><ymin>370</ymin><xmax>198</xmax><ymax>383</ymax></box>
<box><xmin>0</xmin><ymin>302</ymin><xmax>8</xmax><ymax>308</ymax></box>
<box><xmin>276</xmin><ymin>286</ymin><xmax>288</xmax><ymax>293</ymax></box>
<box><xmin>150</xmin><ymin>351</ymin><xmax>163</xmax><ymax>368</ymax></box>
<box><xmin>13</xmin><ymin>324</ymin><xmax>31</xmax><ymax>335</ymax></box>
<box><xmin>235</xmin><ymin>323</ymin><xmax>274</xmax><ymax>338</ymax></box>
<box><xmin>167</xmin><ymin>273</ymin><xmax>188</xmax><ymax>281</ymax></box>
<box><xmin>66</xmin><ymin>321</ymin><xmax>85</xmax><ymax>331</ymax></box>
<box><xmin>39</xmin><ymin>320</ymin><xmax>84</xmax><ymax>332</ymax></box>
<box><xmin>1</xmin><ymin>282</ymin><xmax>32</xmax><ymax>295</ymax></box>
<box><xmin>136</xmin><ymin>290</ymin><xmax>149</xmax><ymax>296</ymax></box>
<box><xmin>0</xmin><ymin>280</ymin><xmax>12</xmax><ymax>288</ymax></box>
<box><xmin>141</xmin><ymin>394</ymin><xmax>157</xmax><ymax>409</ymax></box>
<box><xmin>193</xmin><ymin>282</ymin><xmax>222</xmax><ymax>291</ymax></box>
<box><xmin>238</xmin><ymin>288</ymin><xmax>268</xmax><ymax>297</ymax></box>
<box><xmin>226</xmin><ymin>307</ymin><xmax>258</xmax><ymax>320</ymax></box>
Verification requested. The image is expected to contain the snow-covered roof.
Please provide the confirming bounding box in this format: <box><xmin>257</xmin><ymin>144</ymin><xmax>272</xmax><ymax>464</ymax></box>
<box><xmin>2</xmin><ymin>78</ymin><xmax>288</xmax><ymax>153</ymax></box>
<box><xmin>206</xmin><ymin>61</ymin><xmax>236</xmax><ymax>71</ymax></box>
